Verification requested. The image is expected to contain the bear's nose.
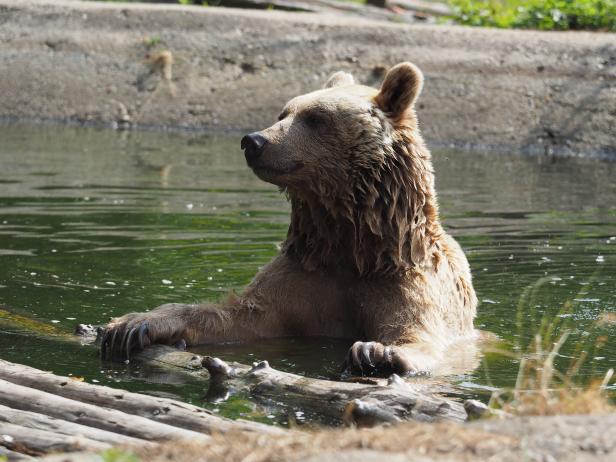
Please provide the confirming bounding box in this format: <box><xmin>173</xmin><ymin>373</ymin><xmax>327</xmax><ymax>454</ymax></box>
<box><xmin>241</xmin><ymin>132</ymin><xmax>267</xmax><ymax>164</ymax></box>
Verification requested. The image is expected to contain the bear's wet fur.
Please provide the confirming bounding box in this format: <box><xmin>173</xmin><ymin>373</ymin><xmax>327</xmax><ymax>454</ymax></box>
<box><xmin>102</xmin><ymin>63</ymin><xmax>478</xmax><ymax>376</ymax></box>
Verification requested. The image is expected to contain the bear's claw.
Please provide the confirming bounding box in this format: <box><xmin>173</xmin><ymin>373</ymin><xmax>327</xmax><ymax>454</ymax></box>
<box><xmin>138</xmin><ymin>323</ymin><xmax>148</xmax><ymax>350</ymax></box>
<box><xmin>342</xmin><ymin>341</ymin><xmax>396</xmax><ymax>377</ymax></box>
<box><xmin>100</xmin><ymin>322</ymin><xmax>150</xmax><ymax>362</ymax></box>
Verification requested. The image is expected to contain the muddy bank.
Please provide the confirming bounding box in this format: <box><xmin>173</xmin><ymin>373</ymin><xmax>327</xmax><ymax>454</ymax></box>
<box><xmin>0</xmin><ymin>0</ymin><xmax>615</xmax><ymax>158</ymax></box>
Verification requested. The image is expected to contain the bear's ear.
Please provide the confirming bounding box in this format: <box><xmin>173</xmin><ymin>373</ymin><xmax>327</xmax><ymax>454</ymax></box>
<box><xmin>374</xmin><ymin>62</ymin><xmax>423</xmax><ymax>119</ymax></box>
<box><xmin>323</xmin><ymin>71</ymin><xmax>355</xmax><ymax>89</ymax></box>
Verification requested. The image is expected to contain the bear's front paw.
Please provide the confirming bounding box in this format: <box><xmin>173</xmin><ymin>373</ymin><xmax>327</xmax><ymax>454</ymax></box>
<box><xmin>342</xmin><ymin>341</ymin><xmax>414</xmax><ymax>377</ymax></box>
<box><xmin>100</xmin><ymin>313</ymin><xmax>154</xmax><ymax>362</ymax></box>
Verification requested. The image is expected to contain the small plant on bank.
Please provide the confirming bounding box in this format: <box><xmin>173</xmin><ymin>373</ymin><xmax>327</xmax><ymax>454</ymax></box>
<box><xmin>100</xmin><ymin>449</ymin><xmax>141</xmax><ymax>462</ymax></box>
<box><xmin>143</xmin><ymin>35</ymin><xmax>163</xmax><ymax>49</ymax></box>
<box><xmin>483</xmin><ymin>274</ymin><xmax>615</xmax><ymax>416</ymax></box>
<box><xmin>449</xmin><ymin>0</ymin><xmax>616</xmax><ymax>31</ymax></box>
<box><xmin>488</xmin><ymin>331</ymin><xmax>614</xmax><ymax>415</ymax></box>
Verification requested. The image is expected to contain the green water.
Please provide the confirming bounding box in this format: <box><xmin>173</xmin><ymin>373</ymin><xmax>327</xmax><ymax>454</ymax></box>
<box><xmin>1</xmin><ymin>124</ymin><xmax>615</xmax><ymax>424</ymax></box>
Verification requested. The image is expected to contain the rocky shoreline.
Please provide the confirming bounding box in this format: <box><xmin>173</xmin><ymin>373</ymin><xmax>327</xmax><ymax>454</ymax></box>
<box><xmin>1</xmin><ymin>0</ymin><xmax>615</xmax><ymax>158</ymax></box>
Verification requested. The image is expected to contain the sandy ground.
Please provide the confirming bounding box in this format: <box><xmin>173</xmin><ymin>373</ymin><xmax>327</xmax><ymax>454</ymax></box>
<box><xmin>0</xmin><ymin>0</ymin><xmax>615</xmax><ymax>158</ymax></box>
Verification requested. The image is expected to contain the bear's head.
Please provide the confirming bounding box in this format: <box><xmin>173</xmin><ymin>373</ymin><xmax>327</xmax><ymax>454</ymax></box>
<box><xmin>241</xmin><ymin>63</ymin><xmax>441</xmax><ymax>276</ymax></box>
<box><xmin>241</xmin><ymin>62</ymin><xmax>423</xmax><ymax>191</ymax></box>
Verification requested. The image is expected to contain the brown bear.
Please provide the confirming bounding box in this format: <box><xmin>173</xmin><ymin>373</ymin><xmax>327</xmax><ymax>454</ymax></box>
<box><xmin>101</xmin><ymin>62</ymin><xmax>478</xmax><ymax>376</ymax></box>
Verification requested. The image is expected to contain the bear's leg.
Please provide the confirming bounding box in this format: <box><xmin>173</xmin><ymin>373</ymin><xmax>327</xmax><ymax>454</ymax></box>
<box><xmin>100</xmin><ymin>299</ymin><xmax>278</xmax><ymax>361</ymax></box>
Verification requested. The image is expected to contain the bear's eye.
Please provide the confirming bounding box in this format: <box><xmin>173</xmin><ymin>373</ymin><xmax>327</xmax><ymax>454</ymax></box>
<box><xmin>302</xmin><ymin>110</ymin><xmax>328</xmax><ymax>129</ymax></box>
<box><xmin>278</xmin><ymin>110</ymin><xmax>290</xmax><ymax>121</ymax></box>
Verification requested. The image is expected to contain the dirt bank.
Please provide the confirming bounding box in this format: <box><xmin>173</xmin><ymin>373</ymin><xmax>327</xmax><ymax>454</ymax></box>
<box><xmin>1</xmin><ymin>0</ymin><xmax>615</xmax><ymax>158</ymax></box>
<box><xmin>138</xmin><ymin>413</ymin><xmax>616</xmax><ymax>462</ymax></box>
<box><xmin>2</xmin><ymin>3</ymin><xmax>615</xmax><ymax>460</ymax></box>
<box><xmin>40</xmin><ymin>413</ymin><xmax>616</xmax><ymax>462</ymax></box>
<box><xmin>134</xmin><ymin>413</ymin><xmax>616</xmax><ymax>462</ymax></box>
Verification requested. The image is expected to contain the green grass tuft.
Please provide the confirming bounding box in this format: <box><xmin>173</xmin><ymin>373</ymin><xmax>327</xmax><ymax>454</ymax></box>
<box><xmin>100</xmin><ymin>449</ymin><xmax>141</xmax><ymax>462</ymax></box>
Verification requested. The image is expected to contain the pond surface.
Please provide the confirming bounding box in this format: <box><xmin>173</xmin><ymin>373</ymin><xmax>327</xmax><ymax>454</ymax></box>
<box><xmin>1</xmin><ymin>124</ymin><xmax>615</xmax><ymax>424</ymax></box>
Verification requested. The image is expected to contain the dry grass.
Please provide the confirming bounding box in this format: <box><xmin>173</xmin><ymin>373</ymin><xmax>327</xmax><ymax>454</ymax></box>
<box><xmin>487</xmin><ymin>331</ymin><xmax>614</xmax><ymax>416</ymax></box>
<box><xmin>596</xmin><ymin>312</ymin><xmax>616</xmax><ymax>326</ymax></box>
<box><xmin>132</xmin><ymin>421</ymin><xmax>516</xmax><ymax>462</ymax></box>
<box><xmin>483</xmin><ymin>272</ymin><xmax>616</xmax><ymax>417</ymax></box>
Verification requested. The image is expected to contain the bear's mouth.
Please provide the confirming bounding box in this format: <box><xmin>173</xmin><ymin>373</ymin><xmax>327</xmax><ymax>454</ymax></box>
<box><xmin>251</xmin><ymin>162</ymin><xmax>303</xmax><ymax>177</ymax></box>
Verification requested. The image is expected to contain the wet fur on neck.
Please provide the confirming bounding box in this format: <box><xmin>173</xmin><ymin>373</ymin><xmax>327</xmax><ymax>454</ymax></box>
<box><xmin>283</xmin><ymin>121</ymin><xmax>442</xmax><ymax>278</ymax></box>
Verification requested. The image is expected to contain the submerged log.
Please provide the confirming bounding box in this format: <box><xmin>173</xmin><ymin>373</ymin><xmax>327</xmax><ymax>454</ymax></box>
<box><xmin>0</xmin><ymin>359</ymin><xmax>282</xmax><ymax>436</ymax></box>
<box><xmin>0</xmin><ymin>307</ymin><xmax>98</xmax><ymax>346</ymax></box>
<box><xmin>0</xmin><ymin>378</ymin><xmax>209</xmax><ymax>443</ymax></box>
<box><xmin>0</xmin><ymin>307</ymin><xmax>74</xmax><ymax>341</ymax></box>
<box><xmin>132</xmin><ymin>345</ymin><xmax>466</xmax><ymax>425</ymax></box>
<box><xmin>203</xmin><ymin>356</ymin><xmax>466</xmax><ymax>424</ymax></box>
<box><xmin>135</xmin><ymin>345</ymin><xmax>209</xmax><ymax>379</ymax></box>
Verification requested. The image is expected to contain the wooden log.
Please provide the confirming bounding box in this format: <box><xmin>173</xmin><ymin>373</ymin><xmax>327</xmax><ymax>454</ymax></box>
<box><xmin>369</xmin><ymin>0</ymin><xmax>451</xmax><ymax>17</ymax></box>
<box><xmin>128</xmin><ymin>346</ymin><xmax>465</xmax><ymax>425</ymax></box>
<box><xmin>312</xmin><ymin>0</ymin><xmax>415</xmax><ymax>22</ymax></box>
<box><xmin>0</xmin><ymin>445</ymin><xmax>35</xmax><ymax>461</ymax></box>
<box><xmin>136</xmin><ymin>345</ymin><xmax>462</xmax><ymax>394</ymax></box>
<box><xmin>0</xmin><ymin>359</ymin><xmax>282</xmax><ymax>435</ymax></box>
<box><xmin>202</xmin><ymin>356</ymin><xmax>467</xmax><ymax>425</ymax></box>
<box><xmin>0</xmin><ymin>422</ymin><xmax>110</xmax><ymax>456</ymax></box>
<box><xmin>215</xmin><ymin>0</ymin><xmax>418</xmax><ymax>24</ymax></box>
<box><xmin>135</xmin><ymin>346</ymin><xmax>209</xmax><ymax>379</ymax></box>
<box><xmin>0</xmin><ymin>405</ymin><xmax>155</xmax><ymax>448</ymax></box>
<box><xmin>389</xmin><ymin>0</ymin><xmax>451</xmax><ymax>17</ymax></box>
<box><xmin>0</xmin><ymin>379</ymin><xmax>209</xmax><ymax>443</ymax></box>
<box><xmin>216</xmin><ymin>0</ymin><xmax>319</xmax><ymax>13</ymax></box>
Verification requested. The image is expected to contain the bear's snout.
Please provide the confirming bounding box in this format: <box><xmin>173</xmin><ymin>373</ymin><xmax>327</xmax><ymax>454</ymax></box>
<box><xmin>241</xmin><ymin>132</ymin><xmax>268</xmax><ymax>165</ymax></box>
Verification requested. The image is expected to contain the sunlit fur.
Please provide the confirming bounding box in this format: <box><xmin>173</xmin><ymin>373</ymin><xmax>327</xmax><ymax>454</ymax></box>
<box><xmin>104</xmin><ymin>63</ymin><xmax>479</xmax><ymax>376</ymax></box>
<box><xmin>284</xmin><ymin>104</ymin><xmax>441</xmax><ymax>277</ymax></box>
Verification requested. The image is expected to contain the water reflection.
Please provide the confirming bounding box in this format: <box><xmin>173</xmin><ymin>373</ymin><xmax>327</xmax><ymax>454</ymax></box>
<box><xmin>0</xmin><ymin>123</ymin><xmax>615</xmax><ymax>421</ymax></box>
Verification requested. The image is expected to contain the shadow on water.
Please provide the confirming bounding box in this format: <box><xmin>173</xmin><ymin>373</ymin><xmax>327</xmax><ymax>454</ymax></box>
<box><xmin>1</xmin><ymin>123</ymin><xmax>615</xmax><ymax>423</ymax></box>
